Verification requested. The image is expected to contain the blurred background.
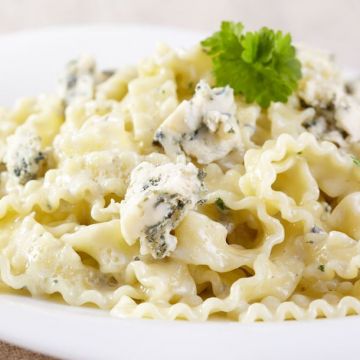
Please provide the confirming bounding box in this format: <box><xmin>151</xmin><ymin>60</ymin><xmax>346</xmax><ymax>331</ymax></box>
<box><xmin>0</xmin><ymin>0</ymin><xmax>359</xmax><ymax>67</ymax></box>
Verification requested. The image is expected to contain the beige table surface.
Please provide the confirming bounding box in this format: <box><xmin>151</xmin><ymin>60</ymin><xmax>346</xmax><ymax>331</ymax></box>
<box><xmin>0</xmin><ymin>0</ymin><xmax>359</xmax><ymax>358</ymax></box>
<box><xmin>0</xmin><ymin>341</ymin><xmax>56</xmax><ymax>360</ymax></box>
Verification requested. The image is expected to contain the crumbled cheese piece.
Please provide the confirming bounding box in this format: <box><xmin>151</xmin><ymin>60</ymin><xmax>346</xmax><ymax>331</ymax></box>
<box><xmin>297</xmin><ymin>46</ymin><xmax>342</xmax><ymax>108</ymax></box>
<box><xmin>297</xmin><ymin>46</ymin><xmax>360</xmax><ymax>144</ymax></box>
<box><xmin>154</xmin><ymin>80</ymin><xmax>241</xmax><ymax>164</ymax></box>
<box><xmin>120</xmin><ymin>161</ymin><xmax>203</xmax><ymax>259</ymax></box>
<box><xmin>334</xmin><ymin>95</ymin><xmax>360</xmax><ymax>142</ymax></box>
<box><xmin>58</xmin><ymin>55</ymin><xmax>96</xmax><ymax>105</ymax></box>
<box><xmin>4</xmin><ymin>128</ymin><xmax>46</xmax><ymax>185</ymax></box>
<box><xmin>303</xmin><ymin>116</ymin><xmax>347</xmax><ymax>147</ymax></box>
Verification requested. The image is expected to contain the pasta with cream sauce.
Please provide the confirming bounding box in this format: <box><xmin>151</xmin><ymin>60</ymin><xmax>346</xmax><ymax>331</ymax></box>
<box><xmin>1</xmin><ymin>42</ymin><xmax>360</xmax><ymax>322</ymax></box>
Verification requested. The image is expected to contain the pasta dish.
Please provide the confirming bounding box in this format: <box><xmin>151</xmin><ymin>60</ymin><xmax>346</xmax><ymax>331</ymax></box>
<box><xmin>1</xmin><ymin>22</ymin><xmax>360</xmax><ymax>322</ymax></box>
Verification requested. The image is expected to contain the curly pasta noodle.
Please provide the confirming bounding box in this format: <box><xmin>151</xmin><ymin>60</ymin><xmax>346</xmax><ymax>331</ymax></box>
<box><xmin>1</xmin><ymin>43</ymin><xmax>360</xmax><ymax>321</ymax></box>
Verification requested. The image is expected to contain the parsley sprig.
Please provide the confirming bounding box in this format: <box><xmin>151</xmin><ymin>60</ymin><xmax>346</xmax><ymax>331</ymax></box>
<box><xmin>201</xmin><ymin>21</ymin><xmax>302</xmax><ymax>108</ymax></box>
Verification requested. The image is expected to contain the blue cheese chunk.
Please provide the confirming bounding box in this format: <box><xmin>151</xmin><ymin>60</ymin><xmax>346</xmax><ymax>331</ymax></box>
<box><xmin>58</xmin><ymin>55</ymin><xmax>96</xmax><ymax>105</ymax></box>
<box><xmin>297</xmin><ymin>46</ymin><xmax>360</xmax><ymax>143</ymax></box>
<box><xmin>120</xmin><ymin>161</ymin><xmax>204</xmax><ymax>259</ymax></box>
<box><xmin>4</xmin><ymin>128</ymin><xmax>46</xmax><ymax>185</ymax></box>
<box><xmin>297</xmin><ymin>46</ymin><xmax>342</xmax><ymax>108</ymax></box>
<box><xmin>154</xmin><ymin>80</ymin><xmax>241</xmax><ymax>164</ymax></box>
<box><xmin>334</xmin><ymin>95</ymin><xmax>360</xmax><ymax>142</ymax></box>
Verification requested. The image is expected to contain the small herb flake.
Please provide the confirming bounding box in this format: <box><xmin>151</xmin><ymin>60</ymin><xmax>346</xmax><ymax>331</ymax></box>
<box><xmin>318</xmin><ymin>264</ymin><xmax>325</xmax><ymax>272</ymax></box>
<box><xmin>352</xmin><ymin>156</ymin><xmax>360</xmax><ymax>167</ymax></box>
<box><xmin>215</xmin><ymin>197</ymin><xmax>229</xmax><ymax>211</ymax></box>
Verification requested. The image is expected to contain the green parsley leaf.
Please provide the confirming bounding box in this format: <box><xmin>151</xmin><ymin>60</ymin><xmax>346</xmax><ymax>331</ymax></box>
<box><xmin>318</xmin><ymin>264</ymin><xmax>325</xmax><ymax>272</ymax></box>
<box><xmin>352</xmin><ymin>156</ymin><xmax>360</xmax><ymax>167</ymax></box>
<box><xmin>201</xmin><ymin>21</ymin><xmax>302</xmax><ymax>108</ymax></box>
<box><xmin>215</xmin><ymin>198</ymin><xmax>229</xmax><ymax>211</ymax></box>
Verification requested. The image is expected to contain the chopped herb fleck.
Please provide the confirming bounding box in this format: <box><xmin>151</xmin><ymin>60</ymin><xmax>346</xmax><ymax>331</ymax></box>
<box><xmin>215</xmin><ymin>197</ymin><xmax>229</xmax><ymax>211</ymax></box>
<box><xmin>352</xmin><ymin>156</ymin><xmax>360</xmax><ymax>167</ymax></box>
<box><xmin>318</xmin><ymin>264</ymin><xmax>325</xmax><ymax>272</ymax></box>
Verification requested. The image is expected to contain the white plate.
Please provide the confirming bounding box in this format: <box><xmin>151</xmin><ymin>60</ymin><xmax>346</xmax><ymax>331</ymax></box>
<box><xmin>0</xmin><ymin>24</ymin><xmax>205</xmax><ymax>106</ymax></box>
<box><xmin>0</xmin><ymin>24</ymin><xmax>359</xmax><ymax>360</ymax></box>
